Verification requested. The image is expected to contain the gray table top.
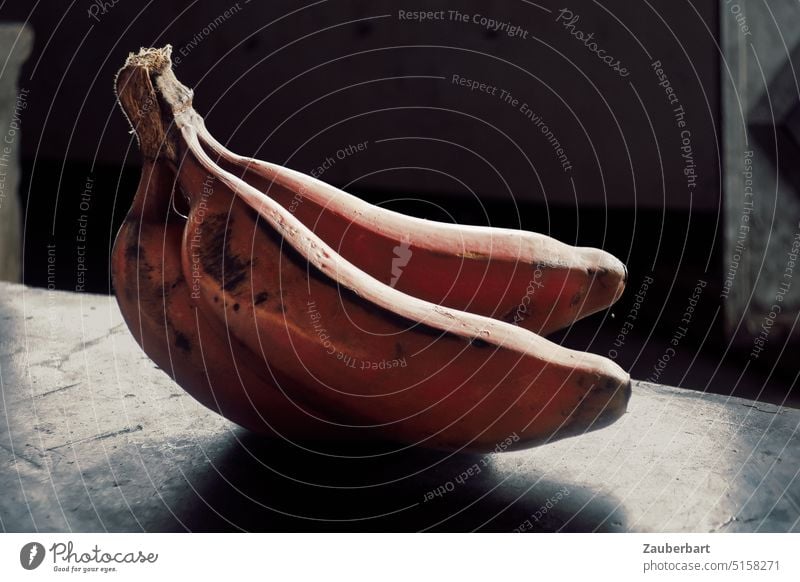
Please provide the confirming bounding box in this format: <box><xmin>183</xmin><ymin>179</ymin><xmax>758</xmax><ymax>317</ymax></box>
<box><xmin>1</xmin><ymin>282</ymin><xmax>798</xmax><ymax>532</ymax></box>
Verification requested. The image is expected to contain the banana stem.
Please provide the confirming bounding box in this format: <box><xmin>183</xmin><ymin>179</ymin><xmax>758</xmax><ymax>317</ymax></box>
<box><xmin>115</xmin><ymin>46</ymin><xmax>187</xmax><ymax>162</ymax></box>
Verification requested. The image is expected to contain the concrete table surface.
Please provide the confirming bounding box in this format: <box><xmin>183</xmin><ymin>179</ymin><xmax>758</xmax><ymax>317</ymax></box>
<box><xmin>1</xmin><ymin>282</ymin><xmax>798</xmax><ymax>532</ymax></box>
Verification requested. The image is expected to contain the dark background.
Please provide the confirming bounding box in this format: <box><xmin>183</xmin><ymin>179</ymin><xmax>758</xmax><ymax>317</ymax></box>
<box><xmin>3</xmin><ymin>1</ymin><xmax>792</xmax><ymax>404</ymax></box>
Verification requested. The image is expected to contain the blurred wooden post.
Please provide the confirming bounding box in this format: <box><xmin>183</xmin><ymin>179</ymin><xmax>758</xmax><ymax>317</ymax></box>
<box><xmin>0</xmin><ymin>24</ymin><xmax>34</xmax><ymax>282</ymax></box>
<box><xmin>721</xmin><ymin>1</ymin><xmax>800</xmax><ymax>353</ymax></box>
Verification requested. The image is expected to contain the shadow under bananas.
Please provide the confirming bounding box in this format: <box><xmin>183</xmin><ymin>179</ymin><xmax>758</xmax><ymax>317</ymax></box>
<box><xmin>171</xmin><ymin>431</ymin><xmax>629</xmax><ymax>533</ymax></box>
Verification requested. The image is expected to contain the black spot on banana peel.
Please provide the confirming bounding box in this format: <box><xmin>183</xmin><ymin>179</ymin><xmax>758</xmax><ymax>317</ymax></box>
<box><xmin>173</xmin><ymin>330</ymin><xmax>192</xmax><ymax>353</ymax></box>
<box><xmin>113</xmin><ymin>46</ymin><xmax>632</xmax><ymax>452</ymax></box>
<box><xmin>199</xmin><ymin>215</ymin><xmax>251</xmax><ymax>292</ymax></box>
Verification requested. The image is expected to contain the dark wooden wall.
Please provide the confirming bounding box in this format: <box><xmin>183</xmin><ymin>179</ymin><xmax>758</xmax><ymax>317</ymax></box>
<box><xmin>5</xmin><ymin>0</ymin><xmax>718</xmax><ymax>210</ymax></box>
